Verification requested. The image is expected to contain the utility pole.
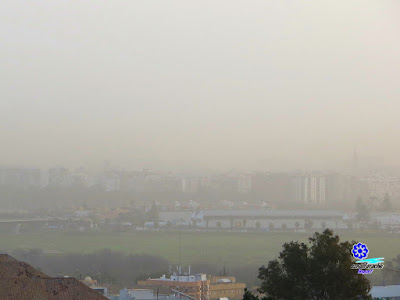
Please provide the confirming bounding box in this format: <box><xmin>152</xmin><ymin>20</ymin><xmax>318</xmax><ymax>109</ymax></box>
<box><xmin>178</xmin><ymin>218</ymin><xmax>182</xmax><ymax>269</ymax></box>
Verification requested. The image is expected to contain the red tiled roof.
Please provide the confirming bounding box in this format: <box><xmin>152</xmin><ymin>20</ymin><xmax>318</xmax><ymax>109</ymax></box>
<box><xmin>0</xmin><ymin>255</ymin><xmax>17</xmax><ymax>263</ymax></box>
<box><xmin>0</xmin><ymin>277</ymin><xmax>108</xmax><ymax>300</ymax></box>
<box><xmin>0</xmin><ymin>254</ymin><xmax>107</xmax><ymax>300</ymax></box>
<box><xmin>0</xmin><ymin>254</ymin><xmax>48</xmax><ymax>279</ymax></box>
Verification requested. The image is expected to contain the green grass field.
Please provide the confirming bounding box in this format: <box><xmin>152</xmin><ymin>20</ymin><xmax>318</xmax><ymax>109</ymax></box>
<box><xmin>0</xmin><ymin>231</ymin><xmax>399</xmax><ymax>268</ymax></box>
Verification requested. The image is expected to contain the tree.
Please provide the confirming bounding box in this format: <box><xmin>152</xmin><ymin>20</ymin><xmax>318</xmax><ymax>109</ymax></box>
<box><xmin>243</xmin><ymin>219</ymin><xmax>247</xmax><ymax>228</ymax></box>
<box><xmin>346</xmin><ymin>221</ymin><xmax>353</xmax><ymax>231</ymax></box>
<box><xmin>146</xmin><ymin>203</ymin><xmax>159</xmax><ymax>224</ymax></box>
<box><xmin>243</xmin><ymin>288</ymin><xmax>259</xmax><ymax>300</ymax></box>
<box><xmin>166</xmin><ymin>221</ymin><xmax>172</xmax><ymax>229</ymax></box>
<box><xmin>256</xmin><ymin>229</ymin><xmax>371</xmax><ymax>300</ymax></box>
<box><xmin>216</xmin><ymin>221</ymin><xmax>222</xmax><ymax>229</ymax></box>
<box><xmin>268</xmin><ymin>223</ymin><xmax>274</xmax><ymax>231</ymax></box>
<box><xmin>321</xmin><ymin>221</ymin><xmax>326</xmax><ymax>229</ymax></box>
<box><xmin>295</xmin><ymin>222</ymin><xmax>300</xmax><ymax>231</ymax></box>
<box><xmin>118</xmin><ymin>209</ymin><xmax>145</xmax><ymax>227</ymax></box>
<box><xmin>381</xmin><ymin>193</ymin><xmax>392</xmax><ymax>211</ymax></box>
<box><xmin>368</xmin><ymin>196</ymin><xmax>379</xmax><ymax>210</ymax></box>
<box><xmin>382</xmin><ymin>254</ymin><xmax>400</xmax><ymax>285</ymax></box>
<box><xmin>192</xmin><ymin>219</ymin><xmax>197</xmax><ymax>228</ymax></box>
<box><xmin>255</xmin><ymin>221</ymin><xmax>261</xmax><ymax>231</ymax></box>
<box><xmin>304</xmin><ymin>219</ymin><xmax>313</xmax><ymax>231</ymax></box>
<box><xmin>355</xmin><ymin>197</ymin><xmax>370</xmax><ymax>222</ymax></box>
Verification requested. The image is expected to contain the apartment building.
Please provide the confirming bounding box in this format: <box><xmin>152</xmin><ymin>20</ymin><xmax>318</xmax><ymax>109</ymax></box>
<box><xmin>208</xmin><ymin>276</ymin><xmax>246</xmax><ymax>300</ymax></box>
<box><xmin>0</xmin><ymin>167</ymin><xmax>41</xmax><ymax>188</ymax></box>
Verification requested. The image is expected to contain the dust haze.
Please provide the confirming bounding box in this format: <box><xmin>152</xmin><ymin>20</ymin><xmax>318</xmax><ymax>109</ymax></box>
<box><xmin>1</xmin><ymin>1</ymin><xmax>400</xmax><ymax>171</ymax></box>
<box><xmin>2</xmin><ymin>2</ymin><xmax>400</xmax><ymax>298</ymax></box>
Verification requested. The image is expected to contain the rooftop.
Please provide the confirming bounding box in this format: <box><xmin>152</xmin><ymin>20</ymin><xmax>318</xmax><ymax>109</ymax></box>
<box><xmin>193</xmin><ymin>210</ymin><xmax>344</xmax><ymax>219</ymax></box>
<box><xmin>370</xmin><ymin>285</ymin><xmax>400</xmax><ymax>298</ymax></box>
<box><xmin>0</xmin><ymin>254</ymin><xmax>49</xmax><ymax>279</ymax></box>
<box><xmin>0</xmin><ymin>254</ymin><xmax>107</xmax><ymax>300</ymax></box>
<box><xmin>0</xmin><ymin>277</ymin><xmax>108</xmax><ymax>300</ymax></box>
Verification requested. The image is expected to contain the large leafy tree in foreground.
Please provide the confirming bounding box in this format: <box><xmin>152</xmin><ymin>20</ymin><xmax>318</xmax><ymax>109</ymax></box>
<box><xmin>256</xmin><ymin>229</ymin><xmax>371</xmax><ymax>300</ymax></box>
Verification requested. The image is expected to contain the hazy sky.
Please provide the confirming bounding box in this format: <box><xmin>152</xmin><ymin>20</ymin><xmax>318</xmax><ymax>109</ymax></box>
<box><xmin>1</xmin><ymin>1</ymin><xmax>400</xmax><ymax>171</ymax></box>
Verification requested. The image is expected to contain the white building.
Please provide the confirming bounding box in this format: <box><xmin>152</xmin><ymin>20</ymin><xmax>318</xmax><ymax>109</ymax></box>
<box><xmin>370</xmin><ymin>285</ymin><xmax>400</xmax><ymax>299</ymax></box>
<box><xmin>361</xmin><ymin>175</ymin><xmax>400</xmax><ymax>201</ymax></box>
<box><xmin>237</xmin><ymin>174</ymin><xmax>252</xmax><ymax>194</ymax></box>
<box><xmin>191</xmin><ymin>209</ymin><xmax>346</xmax><ymax>230</ymax></box>
<box><xmin>0</xmin><ymin>167</ymin><xmax>41</xmax><ymax>188</ymax></box>
<box><xmin>291</xmin><ymin>174</ymin><xmax>327</xmax><ymax>205</ymax></box>
<box><xmin>102</xmin><ymin>173</ymin><xmax>120</xmax><ymax>192</ymax></box>
<box><xmin>48</xmin><ymin>167</ymin><xmax>70</xmax><ymax>186</ymax></box>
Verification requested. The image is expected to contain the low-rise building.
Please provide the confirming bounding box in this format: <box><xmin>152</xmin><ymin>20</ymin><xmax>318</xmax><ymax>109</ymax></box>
<box><xmin>209</xmin><ymin>276</ymin><xmax>246</xmax><ymax>300</ymax></box>
<box><xmin>370</xmin><ymin>285</ymin><xmax>400</xmax><ymax>299</ymax></box>
<box><xmin>136</xmin><ymin>273</ymin><xmax>246</xmax><ymax>300</ymax></box>
<box><xmin>191</xmin><ymin>209</ymin><xmax>346</xmax><ymax>230</ymax></box>
<box><xmin>137</xmin><ymin>273</ymin><xmax>210</xmax><ymax>300</ymax></box>
<box><xmin>108</xmin><ymin>288</ymin><xmax>190</xmax><ymax>300</ymax></box>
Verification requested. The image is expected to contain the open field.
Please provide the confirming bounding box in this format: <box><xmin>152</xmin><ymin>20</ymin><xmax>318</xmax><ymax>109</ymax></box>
<box><xmin>0</xmin><ymin>231</ymin><xmax>399</xmax><ymax>268</ymax></box>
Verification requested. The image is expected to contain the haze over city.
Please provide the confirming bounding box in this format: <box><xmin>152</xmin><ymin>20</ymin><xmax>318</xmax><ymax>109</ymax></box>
<box><xmin>1</xmin><ymin>2</ymin><xmax>400</xmax><ymax>299</ymax></box>
<box><xmin>1</xmin><ymin>1</ymin><xmax>400</xmax><ymax>172</ymax></box>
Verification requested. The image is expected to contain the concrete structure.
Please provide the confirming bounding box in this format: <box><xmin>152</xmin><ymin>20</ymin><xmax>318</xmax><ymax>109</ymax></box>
<box><xmin>102</xmin><ymin>173</ymin><xmax>120</xmax><ymax>192</ymax></box>
<box><xmin>92</xmin><ymin>286</ymin><xmax>108</xmax><ymax>297</ymax></box>
<box><xmin>70</xmin><ymin>172</ymin><xmax>90</xmax><ymax>187</ymax></box>
<box><xmin>182</xmin><ymin>177</ymin><xmax>201</xmax><ymax>194</ymax></box>
<box><xmin>290</xmin><ymin>174</ymin><xmax>327</xmax><ymax>205</ymax></box>
<box><xmin>251</xmin><ymin>173</ymin><xmax>291</xmax><ymax>203</ymax></box>
<box><xmin>111</xmin><ymin>289</ymin><xmax>153</xmax><ymax>300</ymax></box>
<box><xmin>371</xmin><ymin>213</ymin><xmax>400</xmax><ymax>230</ymax></box>
<box><xmin>0</xmin><ymin>167</ymin><xmax>41</xmax><ymax>188</ymax></box>
<box><xmin>108</xmin><ymin>288</ymin><xmax>189</xmax><ymax>300</ymax></box>
<box><xmin>191</xmin><ymin>209</ymin><xmax>347</xmax><ymax>230</ymax></box>
<box><xmin>291</xmin><ymin>175</ymin><xmax>307</xmax><ymax>203</ymax></box>
<box><xmin>370</xmin><ymin>285</ymin><xmax>400</xmax><ymax>299</ymax></box>
<box><xmin>118</xmin><ymin>170</ymin><xmax>180</xmax><ymax>192</ymax></box>
<box><xmin>290</xmin><ymin>173</ymin><xmax>368</xmax><ymax>206</ymax></box>
<box><xmin>361</xmin><ymin>175</ymin><xmax>400</xmax><ymax>201</ymax></box>
<box><xmin>48</xmin><ymin>166</ymin><xmax>71</xmax><ymax>186</ymax></box>
<box><xmin>159</xmin><ymin>211</ymin><xmax>193</xmax><ymax>224</ymax></box>
<box><xmin>208</xmin><ymin>276</ymin><xmax>245</xmax><ymax>300</ymax></box>
<box><xmin>181</xmin><ymin>176</ymin><xmax>210</xmax><ymax>194</ymax></box>
<box><xmin>0</xmin><ymin>217</ymin><xmax>94</xmax><ymax>234</ymax></box>
<box><xmin>237</xmin><ymin>174</ymin><xmax>252</xmax><ymax>194</ymax></box>
<box><xmin>137</xmin><ymin>274</ymin><xmax>210</xmax><ymax>300</ymax></box>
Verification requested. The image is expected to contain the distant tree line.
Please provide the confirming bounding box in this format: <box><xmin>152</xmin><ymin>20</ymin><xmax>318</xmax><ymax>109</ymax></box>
<box><xmin>378</xmin><ymin>254</ymin><xmax>400</xmax><ymax>285</ymax></box>
<box><xmin>10</xmin><ymin>248</ymin><xmax>260</xmax><ymax>287</ymax></box>
<box><xmin>11</xmin><ymin>248</ymin><xmax>169</xmax><ymax>286</ymax></box>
